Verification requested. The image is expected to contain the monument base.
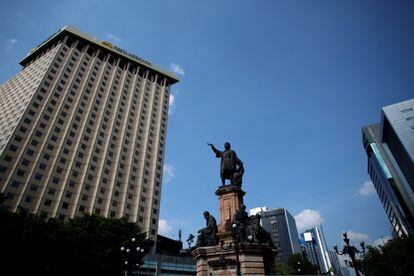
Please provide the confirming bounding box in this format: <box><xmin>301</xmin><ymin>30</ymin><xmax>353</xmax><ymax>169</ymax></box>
<box><xmin>192</xmin><ymin>243</ymin><xmax>276</xmax><ymax>276</ymax></box>
<box><xmin>215</xmin><ymin>185</ymin><xmax>246</xmax><ymax>233</ymax></box>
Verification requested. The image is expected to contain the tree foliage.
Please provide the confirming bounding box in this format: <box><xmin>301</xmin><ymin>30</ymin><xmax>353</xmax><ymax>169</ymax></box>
<box><xmin>0</xmin><ymin>206</ymin><xmax>150</xmax><ymax>276</ymax></box>
<box><xmin>360</xmin><ymin>235</ymin><xmax>414</xmax><ymax>276</ymax></box>
<box><xmin>276</xmin><ymin>253</ymin><xmax>319</xmax><ymax>275</ymax></box>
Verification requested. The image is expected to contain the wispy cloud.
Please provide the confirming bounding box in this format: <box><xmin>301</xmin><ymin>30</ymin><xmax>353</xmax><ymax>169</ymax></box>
<box><xmin>106</xmin><ymin>33</ymin><xmax>122</xmax><ymax>43</ymax></box>
<box><xmin>163</xmin><ymin>163</ymin><xmax>175</xmax><ymax>183</ymax></box>
<box><xmin>158</xmin><ymin>219</ymin><xmax>173</xmax><ymax>235</ymax></box>
<box><xmin>372</xmin><ymin>236</ymin><xmax>391</xmax><ymax>247</ymax></box>
<box><xmin>5</xmin><ymin>38</ymin><xmax>18</xmax><ymax>51</ymax></box>
<box><xmin>168</xmin><ymin>91</ymin><xmax>178</xmax><ymax>116</ymax></box>
<box><xmin>357</xmin><ymin>180</ymin><xmax>376</xmax><ymax>197</ymax></box>
<box><xmin>346</xmin><ymin>230</ymin><xmax>370</xmax><ymax>242</ymax></box>
<box><xmin>169</xmin><ymin>62</ymin><xmax>185</xmax><ymax>76</ymax></box>
<box><xmin>294</xmin><ymin>209</ymin><xmax>324</xmax><ymax>232</ymax></box>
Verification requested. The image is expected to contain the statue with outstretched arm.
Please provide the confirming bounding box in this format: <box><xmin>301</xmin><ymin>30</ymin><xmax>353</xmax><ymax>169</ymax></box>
<box><xmin>207</xmin><ymin>142</ymin><xmax>243</xmax><ymax>186</ymax></box>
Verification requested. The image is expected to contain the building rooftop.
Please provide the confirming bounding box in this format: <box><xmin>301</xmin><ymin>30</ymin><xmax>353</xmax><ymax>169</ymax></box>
<box><xmin>20</xmin><ymin>25</ymin><xmax>179</xmax><ymax>84</ymax></box>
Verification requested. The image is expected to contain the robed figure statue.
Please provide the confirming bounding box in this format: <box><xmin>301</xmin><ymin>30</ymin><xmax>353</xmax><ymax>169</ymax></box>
<box><xmin>196</xmin><ymin>211</ymin><xmax>218</xmax><ymax>247</ymax></box>
<box><xmin>207</xmin><ymin>142</ymin><xmax>244</xmax><ymax>186</ymax></box>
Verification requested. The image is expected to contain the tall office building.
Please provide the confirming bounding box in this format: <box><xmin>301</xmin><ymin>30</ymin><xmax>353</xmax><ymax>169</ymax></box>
<box><xmin>301</xmin><ymin>226</ymin><xmax>332</xmax><ymax>274</ymax></box>
<box><xmin>362</xmin><ymin>98</ymin><xmax>414</xmax><ymax>237</ymax></box>
<box><xmin>328</xmin><ymin>250</ymin><xmax>343</xmax><ymax>276</ymax></box>
<box><xmin>251</xmin><ymin>207</ymin><xmax>301</xmax><ymax>263</ymax></box>
<box><xmin>0</xmin><ymin>26</ymin><xmax>179</xmax><ymax>241</ymax></box>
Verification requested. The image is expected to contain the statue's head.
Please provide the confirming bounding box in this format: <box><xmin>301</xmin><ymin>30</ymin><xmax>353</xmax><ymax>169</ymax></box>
<box><xmin>203</xmin><ymin>211</ymin><xmax>210</xmax><ymax>219</ymax></box>
<box><xmin>224</xmin><ymin>142</ymin><xmax>231</xmax><ymax>150</ymax></box>
<box><xmin>240</xmin><ymin>204</ymin><xmax>246</xmax><ymax>211</ymax></box>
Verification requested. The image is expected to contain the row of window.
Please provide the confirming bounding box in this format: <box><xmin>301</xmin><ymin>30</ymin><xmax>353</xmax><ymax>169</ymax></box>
<box><xmin>1</xmin><ymin>36</ymin><xmax>169</xmax><ymax>230</ymax></box>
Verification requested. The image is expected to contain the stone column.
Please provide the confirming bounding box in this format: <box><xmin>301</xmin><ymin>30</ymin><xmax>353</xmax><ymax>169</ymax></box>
<box><xmin>215</xmin><ymin>185</ymin><xmax>246</xmax><ymax>234</ymax></box>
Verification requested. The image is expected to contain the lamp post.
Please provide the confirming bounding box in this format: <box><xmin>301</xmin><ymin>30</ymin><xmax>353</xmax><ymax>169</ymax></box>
<box><xmin>219</xmin><ymin>223</ymin><xmax>254</xmax><ymax>276</ymax></box>
<box><xmin>333</xmin><ymin>232</ymin><xmax>365</xmax><ymax>276</ymax></box>
<box><xmin>120</xmin><ymin>237</ymin><xmax>146</xmax><ymax>276</ymax></box>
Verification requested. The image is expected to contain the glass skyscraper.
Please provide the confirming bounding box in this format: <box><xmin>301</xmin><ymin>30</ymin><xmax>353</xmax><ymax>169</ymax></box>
<box><xmin>362</xmin><ymin>98</ymin><xmax>414</xmax><ymax>236</ymax></box>
<box><xmin>300</xmin><ymin>226</ymin><xmax>332</xmax><ymax>274</ymax></box>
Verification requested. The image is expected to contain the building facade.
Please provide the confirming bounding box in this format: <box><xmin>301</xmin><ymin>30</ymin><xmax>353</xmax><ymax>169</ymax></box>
<box><xmin>362</xmin><ymin>98</ymin><xmax>414</xmax><ymax>237</ymax></box>
<box><xmin>328</xmin><ymin>250</ymin><xmax>343</xmax><ymax>276</ymax></box>
<box><xmin>0</xmin><ymin>26</ymin><xmax>179</xmax><ymax>241</ymax></box>
<box><xmin>301</xmin><ymin>226</ymin><xmax>332</xmax><ymax>274</ymax></box>
<box><xmin>252</xmin><ymin>207</ymin><xmax>301</xmax><ymax>263</ymax></box>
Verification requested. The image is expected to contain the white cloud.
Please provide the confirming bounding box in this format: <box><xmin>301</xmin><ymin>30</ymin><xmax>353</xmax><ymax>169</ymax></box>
<box><xmin>294</xmin><ymin>209</ymin><xmax>324</xmax><ymax>232</ymax></box>
<box><xmin>158</xmin><ymin>219</ymin><xmax>173</xmax><ymax>235</ymax></box>
<box><xmin>168</xmin><ymin>91</ymin><xmax>178</xmax><ymax>116</ymax></box>
<box><xmin>169</xmin><ymin>62</ymin><xmax>185</xmax><ymax>76</ymax></box>
<box><xmin>163</xmin><ymin>163</ymin><xmax>175</xmax><ymax>183</ymax></box>
<box><xmin>372</xmin><ymin>236</ymin><xmax>391</xmax><ymax>247</ymax></box>
<box><xmin>346</xmin><ymin>230</ymin><xmax>370</xmax><ymax>242</ymax></box>
<box><xmin>357</xmin><ymin>180</ymin><xmax>376</xmax><ymax>197</ymax></box>
<box><xmin>169</xmin><ymin>94</ymin><xmax>175</xmax><ymax>115</ymax></box>
<box><xmin>5</xmin><ymin>38</ymin><xmax>18</xmax><ymax>51</ymax></box>
<box><xmin>106</xmin><ymin>33</ymin><xmax>122</xmax><ymax>43</ymax></box>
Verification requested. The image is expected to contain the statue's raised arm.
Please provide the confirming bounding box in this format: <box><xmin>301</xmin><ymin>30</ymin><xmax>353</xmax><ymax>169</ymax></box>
<box><xmin>207</xmin><ymin>142</ymin><xmax>244</xmax><ymax>186</ymax></box>
<box><xmin>207</xmin><ymin>143</ymin><xmax>221</xmax><ymax>158</ymax></box>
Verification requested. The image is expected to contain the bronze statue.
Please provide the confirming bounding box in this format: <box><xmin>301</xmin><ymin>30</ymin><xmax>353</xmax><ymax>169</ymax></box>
<box><xmin>250</xmin><ymin>214</ymin><xmax>276</xmax><ymax>249</ymax></box>
<box><xmin>232</xmin><ymin>163</ymin><xmax>244</xmax><ymax>187</ymax></box>
<box><xmin>196</xmin><ymin>211</ymin><xmax>218</xmax><ymax>247</ymax></box>
<box><xmin>207</xmin><ymin>142</ymin><xmax>243</xmax><ymax>186</ymax></box>
<box><xmin>232</xmin><ymin>204</ymin><xmax>250</xmax><ymax>242</ymax></box>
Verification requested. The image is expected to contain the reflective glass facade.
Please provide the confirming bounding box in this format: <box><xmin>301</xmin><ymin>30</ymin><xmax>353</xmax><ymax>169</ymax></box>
<box><xmin>362</xmin><ymin>99</ymin><xmax>414</xmax><ymax>236</ymax></box>
<box><xmin>300</xmin><ymin>226</ymin><xmax>332</xmax><ymax>274</ymax></box>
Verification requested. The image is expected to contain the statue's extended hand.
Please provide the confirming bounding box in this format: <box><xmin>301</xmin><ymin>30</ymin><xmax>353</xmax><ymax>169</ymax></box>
<box><xmin>207</xmin><ymin>143</ymin><xmax>213</xmax><ymax>147</ymax></box>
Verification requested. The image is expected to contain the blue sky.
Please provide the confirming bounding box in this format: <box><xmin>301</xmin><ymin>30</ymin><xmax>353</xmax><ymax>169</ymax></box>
<box><xmin>1</xmin><ymin>0</ymin><xmax>413</xmax><ymax>259</ymax></box>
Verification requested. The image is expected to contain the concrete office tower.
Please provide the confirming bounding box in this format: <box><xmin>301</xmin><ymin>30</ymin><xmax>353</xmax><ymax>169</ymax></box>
<box><xmin>0</xmin><ymin>26</ymin><xmax>179</xmax><ymax>241</ymax></box>
<box><xmin>362</xmin><ymin>98</ymin><xmax>414</xmax><ymax>237</ymax></box>
<box><xmin>301</xmin><ymin>226</ymin><xmax>332</xmax><ymax>274</ymax></box>
<box><xmin>251</xmin><ymin>207</ymin><xmax>301</xmax><ymax>263</ymax></box>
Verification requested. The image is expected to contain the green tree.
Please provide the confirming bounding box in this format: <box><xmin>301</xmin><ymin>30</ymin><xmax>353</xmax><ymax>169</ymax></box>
<box><xmin>0</xmin><ymin>206</ymin><xmax>151</xmax><ymax>276</ymax></box>
<box><xmin>276</xmin><ymin>253</ymin><xmax>319</xmax><ymax>275</ymax></box>
<box><xmin>276</xmin><ymin>262</ymin><xmax>295</xmax><ymax>275</ymax></box>
<box><xmin>287</xmin><ymin>253</ymin><xmax>319</xmax><ymax>275</ymax></box>
<box><xmin>360</xmin><ymin>236</ymin><xmax>414</xmax><ymax>276</ymax></box>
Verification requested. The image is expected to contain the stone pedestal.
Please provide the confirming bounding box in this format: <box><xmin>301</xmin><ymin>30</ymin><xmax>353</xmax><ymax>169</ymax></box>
<box><xmin>192</xmin><ymin>243</ymin><xmax>276</xmax><ymax>276</ymax></box>
<box><xmin>192</xmin><ymin>184</ymin><xmax>277</xmax><ymax>275</ymax></box>
<box><xmin>215</xmin><ymin>185</ymin><xmax>246</xmax><ymax>233</ymax></box>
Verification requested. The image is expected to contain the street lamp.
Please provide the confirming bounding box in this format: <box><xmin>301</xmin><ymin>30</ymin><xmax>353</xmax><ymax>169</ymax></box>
<box><xmin>219</xmin><ymin>223</ymin><xmax>252</xmax><ymax>275</ymax></box>
<box><xmin>120</xmin><ymin>237</ymin><xmax>146</xmax><ymax>276</ymax></box>
<box><xmin>333</xmin><ymin>232</ymin><xmax>365</xmax><ymax>276</ymax></box>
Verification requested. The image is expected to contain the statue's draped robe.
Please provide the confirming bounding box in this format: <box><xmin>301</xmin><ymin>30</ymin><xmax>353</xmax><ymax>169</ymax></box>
<box><xmin>205</xmin><ymin>215</ymin><xmax>218</xmax><ymax>246</ymax></box>
<box><xmin>197</xmin><ymin>215</ymin><xmax>218</xmax><ymax>247</ymax></box>
<box><xmin>212</xmin><ymin>147</ymin><xmax>242</xmax><ymax>180</ymax></box>
<box><xmin>232</xmin><ymin>209</ymin><xmax>250</xmax><ymax>241</ymax></box>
